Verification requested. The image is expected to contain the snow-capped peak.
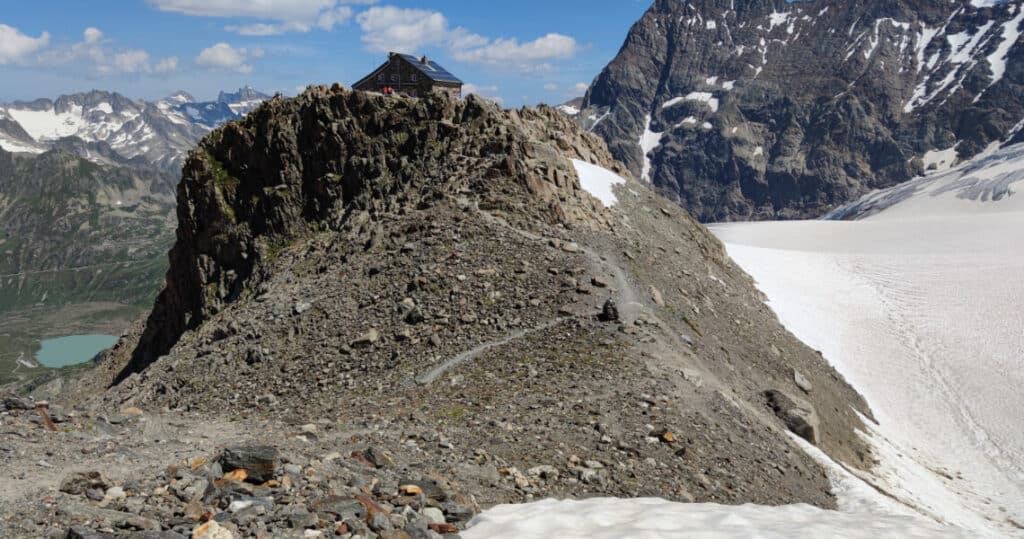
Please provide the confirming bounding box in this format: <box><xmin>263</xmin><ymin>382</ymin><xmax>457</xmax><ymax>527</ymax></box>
<box><xmin>164</xmin><ymin>91</ymin><xmax>197</xmax><ymax>105</ymax></box>
<box><xmin>0</xmin><ymin>87</ymin><xmax>270</xmax><ymax>169</ymax></box>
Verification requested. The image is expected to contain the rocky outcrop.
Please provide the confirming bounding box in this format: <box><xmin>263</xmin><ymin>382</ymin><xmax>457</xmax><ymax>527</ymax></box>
<box><xmin>581</xmin><ymin>0</ymin><xmax>1024</xmax><ymax>221</ymax></box>
<box><xmin>118</xmin><ymin>87</ymin><xmax>617</xmax><ymax>383</ymax></box>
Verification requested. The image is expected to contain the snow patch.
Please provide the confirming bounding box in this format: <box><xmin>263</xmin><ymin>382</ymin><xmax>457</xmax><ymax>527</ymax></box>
<box><xmin>571</xmin><ymin>159</ymin><xmax>626</xmax><ymax>207</ymax></box>
<box><xmin>768</xmin><ymin>11</ymin><xmax>792</xmax><ymax>33</ymax></box>
<box><xmin>639</xmin><ymin>114</ymin><xmax>663</xmax><ymax>182</ymax></box>
<box><xmin>921</xmin><ymin>145</ymin><xmax>960</xmax><ymax>173</ymax></box>
<box><xmin>684</xmin><ymin>92</ymin><xmax>720</xmax><ymax>112</ymax></box>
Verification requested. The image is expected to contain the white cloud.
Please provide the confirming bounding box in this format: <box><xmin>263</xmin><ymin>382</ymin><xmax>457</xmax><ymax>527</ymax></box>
<box><xmin>316</xmin><ymin>5</ymin><xmax>356</xmax><ymax>30</ymax></box>
<box><xmin>148</xmin><ymin>0</ymin><xmax>372</xmax><ymax>35</ymax></box>
<box><xmin>544</xmin><ymin>83</ymin><xmax>559</xmax><ymax>91</ymax></box>
<box><xmin>452</xmin><ymin>33</ymin><xmax>578</xmax><ymax>71</ymax></box>
<box><xmin>32</xmin><ymin>27</ymin><xmax>175</xmax><ymax>75</ymax></box>
<box><xmin>225</xmin><ymin>21</ymin><xmax>311</xmax><ymax>35</ymax></box>
<box><xmin>0</xmin><ymin>24</ymin><xmax>51</xmax><ymax>64</ymax></box>
<box><xmin>575</xmin><ymin>82</ymin><xmax>589</xmax><ymax>93</ymax></box>
<box><xmin>148</xmin><ymin>0</ymin><xmax>337</xmax><ymax>20</ymax></box>
<box><xmin>356</xmin><ymin>7</ymin><xmax>451</xmax><ymax>53</ymax></box>
<box><xmin>354</xmin><ymin>7</ymin><xmax>579</xmax><ymax>73</ymax></box>
<box><xmin>154</xmin><ymin>57</ymin><xmax>179</xmax><ymax>73</ymax></box>
<box><xmin>108</xmin><ymin>49</ymin><xmax>151</xmax><ymax>73</ymax></box>
<box><xmin>83</xmin><ymin>27</ymin><xmax>104</xmax><ymax>45</ymax></box>
<box><xmin>195</xmin><ymin>42</ymin><xmax>264</xmax><ymax>73</ymax></box>
<box><xmin>225</xmin><ymin>5</ymin><xmax>353</xmax><ymax>35</ymax></box>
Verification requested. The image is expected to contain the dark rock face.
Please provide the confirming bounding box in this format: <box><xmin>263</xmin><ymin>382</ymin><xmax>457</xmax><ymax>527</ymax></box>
<box><xmin>220</xmin><ymin>445</ymin><xmax>279</xmax><ymax>483</ymax></box>
<box><xmin>581</xmin><ymin>0</ymin><xmax>1024</xmax><ymax>221</ymax></box>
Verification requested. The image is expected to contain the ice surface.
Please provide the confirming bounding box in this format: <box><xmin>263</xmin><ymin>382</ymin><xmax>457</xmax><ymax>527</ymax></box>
<box><xmin>463</xmin><ymin>498</ymin><xmax>967</xmax><ymax>539</ymax></box>
<box><xmin>571</xmin><ymin>159</ymin><xmax>625</xmax><ymax>207</ymax></box>
<box><xmin>710</xmin><ymin>143</ymin><xmax>1024</xmax><ymax>537</ymax></box>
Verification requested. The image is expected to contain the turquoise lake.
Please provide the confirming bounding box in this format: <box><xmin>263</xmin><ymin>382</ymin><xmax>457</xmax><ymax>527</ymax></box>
<box><xmin>36</xmin><ymin>335</ymin><xmax>118</xmax><ymax>368</ymax></box>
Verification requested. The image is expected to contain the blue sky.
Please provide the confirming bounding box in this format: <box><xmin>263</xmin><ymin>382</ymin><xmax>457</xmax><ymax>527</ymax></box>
<box><xmin>0</xmin><ymin>0</ymin><xmax>652</xmax><ymax>106</ymax></box>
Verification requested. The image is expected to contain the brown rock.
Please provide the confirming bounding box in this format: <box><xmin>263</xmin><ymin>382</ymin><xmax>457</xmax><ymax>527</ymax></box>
<box><xmin>429</xmin><ymin>523</ymin><xmax>459</xmax><ymax>534</ymax></box>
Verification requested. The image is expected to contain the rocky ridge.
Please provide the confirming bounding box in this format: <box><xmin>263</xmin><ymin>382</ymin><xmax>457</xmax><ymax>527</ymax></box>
<box><xmin>580</xmin><ymin>0</ymin><xmax>1024</xmax><ymax>221</ymax></box>
<box><xmin>3</xmin><ymin>86</ymin><xmax>874</xmax><ymax>537</ymax></box>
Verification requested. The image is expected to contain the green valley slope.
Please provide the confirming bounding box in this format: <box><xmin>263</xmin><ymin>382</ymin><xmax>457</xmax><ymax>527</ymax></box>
<box><xmin>0</xmin><ymin>148</ymin><xmax>176</xmax><ymax>383</ymax></box>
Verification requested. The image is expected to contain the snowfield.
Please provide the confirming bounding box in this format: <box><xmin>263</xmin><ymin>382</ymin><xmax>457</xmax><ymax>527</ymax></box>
<box><xmin>463</xmin><ymin>498</ymin><xmax>967</xmax><ymax>539</ymax></box>
<box><xmin>711</xmin><ymin>142</ymin><xmax>1024</xmax><ymax>537</ymax></box>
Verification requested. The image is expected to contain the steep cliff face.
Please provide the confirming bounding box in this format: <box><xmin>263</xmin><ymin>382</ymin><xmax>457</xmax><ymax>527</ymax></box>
<box><xmin>92</xmin><ymin>86</ymin><xmax>874</xmax><ymax>509</ymax></box>
<box><xmin>581</xmin><ymin>0</ymin><xmax>1024</xmax><ymax>221</ymax></box>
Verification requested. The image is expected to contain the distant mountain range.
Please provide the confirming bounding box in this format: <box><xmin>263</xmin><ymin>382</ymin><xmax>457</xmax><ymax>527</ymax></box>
<box><xmin>0</xmin><ymin>86</ymin><xmax>270</xmax><ymax>171</ymax></box>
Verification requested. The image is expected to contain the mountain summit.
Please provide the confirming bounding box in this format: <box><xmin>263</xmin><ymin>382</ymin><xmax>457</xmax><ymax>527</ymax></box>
<box><xmin>580</xmin><ymin>0</ymin><xmax>1024</xmax><ymax>221</ymax></box>
<box><xmin>2</xmin><ymin>86</ymin><xmax>872</xmax><ymax>537</ymax></box>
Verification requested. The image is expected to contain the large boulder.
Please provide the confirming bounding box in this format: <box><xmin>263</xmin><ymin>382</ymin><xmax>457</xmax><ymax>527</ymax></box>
<box><xmin>765</xmin><ymin>390</ymin><xmax>820</xmax><ymax>445</ymax></box>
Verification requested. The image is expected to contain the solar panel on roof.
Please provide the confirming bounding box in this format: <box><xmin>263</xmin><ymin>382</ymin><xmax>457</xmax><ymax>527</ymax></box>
<box><xmin>399</xmin><ymin>54</ymin><xmax>463</xmax><ymax>84</ymax></box>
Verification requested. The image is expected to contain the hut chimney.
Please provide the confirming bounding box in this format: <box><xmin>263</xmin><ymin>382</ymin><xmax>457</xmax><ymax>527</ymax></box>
<box><xmin>420</xmin><ymin>55</ymin><xmax>429</xmax><ymax>65</ymax></box>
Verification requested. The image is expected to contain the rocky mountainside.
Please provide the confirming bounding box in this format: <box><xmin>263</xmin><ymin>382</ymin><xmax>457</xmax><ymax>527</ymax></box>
<box><xmin>0</xmin><ymin>147</ymin><xmax>176</xmax><ymax>384</ymax></box>
<box><xmin>580</xmin><ymin>0</ymin><xmax>1024</xmax><ymax>221</ymax></box>
<box><xmin>0</xmin><ymin>87</ymin><xmax>878</xmax><ymax>537</ymax></box>
<box><xmin>0</xmin><ymin>87</ymin><xmax>269</xmax><ymax>171</ymax></box>
<box><xmin>0</xmin><ymin>147</ymin><xmax>176</xmax><ymax>312</ymax></box>
<box><xmin>218</xmin><ymin>85</ymin><xmax>272</xmax><ymax>116</ymax></box>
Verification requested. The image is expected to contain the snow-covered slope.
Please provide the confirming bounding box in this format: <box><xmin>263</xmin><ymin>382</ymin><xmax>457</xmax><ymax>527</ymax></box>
<box><xmin>828</xmin><ymin>142</ymin><xmax>1024</xmax><ymax>219</ymax></box>
<box><xmin>710</xmin><ymin>143</ymin><xmax>1024</xmax><ymax>537</ymax></box>
<box><xmin>464</xmin><ymin>498</ymin><xmax>967</xmax><ymax>539</ymax></box>
<box><xmin>0</xmin><ymin>88</ymin><xmax>268</xmax><ymax>170</ymax></box>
